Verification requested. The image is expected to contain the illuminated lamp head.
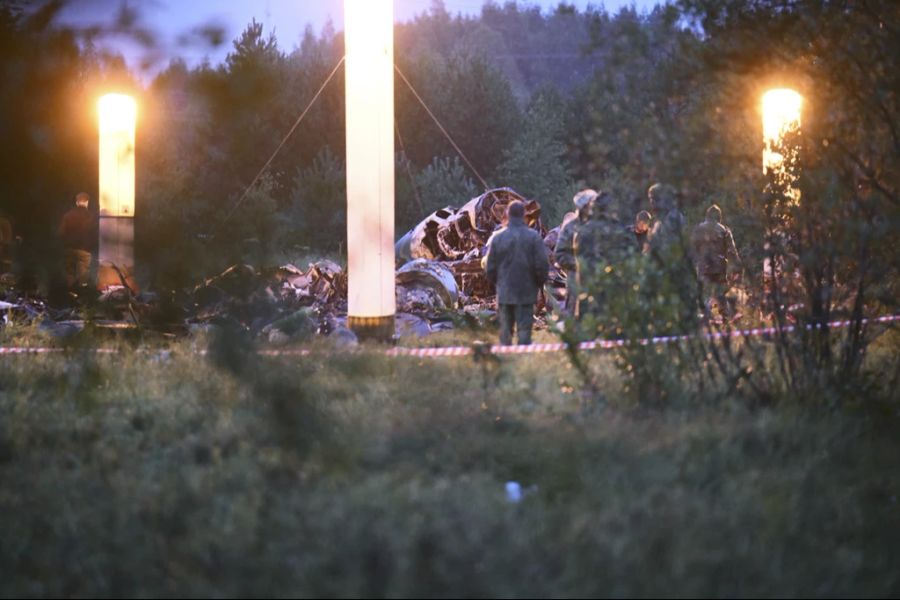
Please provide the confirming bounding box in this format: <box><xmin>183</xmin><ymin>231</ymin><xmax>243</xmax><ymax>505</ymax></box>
<box><xmin>762</xmin><ymin>88</ymin><xmax>802</xmax><ymax>174</ymax></box>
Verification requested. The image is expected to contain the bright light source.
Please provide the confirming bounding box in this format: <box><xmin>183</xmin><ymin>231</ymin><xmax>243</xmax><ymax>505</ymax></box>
<box><xmin>762</xmin><ymin>88</ymin><xmax>802</xmax><ymax>175</ymax></box>
<box><xmin>98</xmin><ymin>93</ymin><xmax>136</xmax><ymax>217</ymax></box>
<box><xmin>345</xmin><ymin>0</ymin><xmax>395</xmax><ymax>340</ymax></box>
<box><xmin>97</xmin><ymin>93</ymin><xmax>138</xmax><ymax>292</ymax></box>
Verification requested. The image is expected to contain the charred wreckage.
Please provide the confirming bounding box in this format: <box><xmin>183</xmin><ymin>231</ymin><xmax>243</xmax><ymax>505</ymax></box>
<box><xmin>1</xmin><ymin>188</ymin><xmax>571</xmax><ymax>342</ymax></box>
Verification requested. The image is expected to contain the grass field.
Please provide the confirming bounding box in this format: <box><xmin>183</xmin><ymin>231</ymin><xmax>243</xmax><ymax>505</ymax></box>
<box><xmin>1</xmin><ymin>325</ymin><xmax>899</xmax><ymax>597</ymax></box>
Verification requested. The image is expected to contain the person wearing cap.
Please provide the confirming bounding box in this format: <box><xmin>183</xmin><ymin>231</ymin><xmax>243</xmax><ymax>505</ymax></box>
<box><xmin>690</xmin><ymin>203</ymin><xmax>742</xmax><ymax>319</ymax></box>
<box><xmin>555</xmin><ymin>189</ymin><xmax>597</xmax><ymax>316</ymax></box>
<box><xmin>484</xmin><ymin>200</ymin><xmax>549</xmax><ymax>345</ymax></box>
<box><xmin>573</xmin><ymin>191</ymin><xmax>633</xmax><ymax>319</ymax></box>
<box><xmin>58</xmin><ymin>192</ymin><xmax>96</xmax><ymax>289</ymax></box>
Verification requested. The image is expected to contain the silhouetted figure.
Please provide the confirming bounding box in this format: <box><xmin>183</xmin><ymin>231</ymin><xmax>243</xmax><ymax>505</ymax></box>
<box><xmin>58</xmin><ymin>192</ymin><xmax>95</xmax><ymax>289</ymax></box>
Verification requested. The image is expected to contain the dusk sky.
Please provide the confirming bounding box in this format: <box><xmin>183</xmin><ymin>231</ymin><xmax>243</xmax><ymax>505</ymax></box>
<box><xmin>58</xmin><ymin>0</ymin><xmax>663</xmax><ymax>72</ymax></box>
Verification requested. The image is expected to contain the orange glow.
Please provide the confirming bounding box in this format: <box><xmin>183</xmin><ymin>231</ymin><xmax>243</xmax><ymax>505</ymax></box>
<box><xmin>97</xmin><ymin>93</ymin><xmax>137</xmax><ymax>292</ymax></box>
<box><xmin>98</xmin><ymin>94</ymin><xmax>136</xmax><ymax>217</ymax></box>
<box><xmin>762</xmin><ymin>88</ymin><xmax>802</xmax><ymax>175</ymax></box>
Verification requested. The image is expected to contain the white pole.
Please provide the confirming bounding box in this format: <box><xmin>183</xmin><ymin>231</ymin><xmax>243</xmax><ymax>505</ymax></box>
<box><xmin>345</xmin><ymin>0</ymin><xmax>395</xmax><ymax>341</ymax></box>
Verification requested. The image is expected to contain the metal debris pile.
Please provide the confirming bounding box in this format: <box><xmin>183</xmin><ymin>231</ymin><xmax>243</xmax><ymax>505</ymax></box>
<box><xmin>0</xmin><ymin>187</ymin><xmax>572</xmax><ymax>341</ymax></box>
<box><xmin>188</xmin><ymin>260</ymin><xmax>350</xmax><ymax>341</ymax></box>
<box><xmin>395</xmin><ymin>187</ymin><xmax>552</xmax><ymax>310</ymax></box>
<box><xmin>192</xmin><ymin>261</ymin><xmax>347</xmax><ymax>324</ymax></box>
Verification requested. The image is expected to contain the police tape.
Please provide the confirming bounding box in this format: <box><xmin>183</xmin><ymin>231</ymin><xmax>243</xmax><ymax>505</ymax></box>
<box><xmin>1</xmin><ymin>314</ymin><xmax>897</xmax><ymax>358</ymax></box>
<box><xmin>387</xmin><ymin>314</ymin><xmax>900</xmax><ymax>358</ymax></box>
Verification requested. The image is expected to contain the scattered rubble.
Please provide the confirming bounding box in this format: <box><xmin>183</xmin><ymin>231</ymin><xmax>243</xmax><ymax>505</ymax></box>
<box><xmin>396</xmin><ymin>259</ymin><xmax>459</xmax><ymax>313</ymax></box>
<box><xmin>1</xmin><ymin>187</ymin><xmax>573</xmax><ymax>341</ymax></box>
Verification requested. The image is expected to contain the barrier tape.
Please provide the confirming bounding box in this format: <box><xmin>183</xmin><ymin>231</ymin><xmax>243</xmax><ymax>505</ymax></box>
<box><xmin>1</xmin><ymin>315</ymin><xmax>897</xmax><ymax>359</ymax></box>
<box><xmin>389</xmin><ymin>314</ymin><xmax>900</xmax><ymax>358</ymax></box>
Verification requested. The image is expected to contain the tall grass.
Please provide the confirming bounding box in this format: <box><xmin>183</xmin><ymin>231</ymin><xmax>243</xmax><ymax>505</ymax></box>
<box><xmin>0</xmin><ymin>329</ymin><xmax>898</xmax><ymax>597</ymax></box>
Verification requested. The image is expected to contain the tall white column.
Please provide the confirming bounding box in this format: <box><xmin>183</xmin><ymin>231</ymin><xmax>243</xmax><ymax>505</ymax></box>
<box><xmin>97</xmin><ymin>93</ymin><xmax>138</xmax><ymax>292</ymax></box>
<box><xmin>345</xmin><ymin>0</ymin><xmax>395</xmax><ymax>341</ymax></box>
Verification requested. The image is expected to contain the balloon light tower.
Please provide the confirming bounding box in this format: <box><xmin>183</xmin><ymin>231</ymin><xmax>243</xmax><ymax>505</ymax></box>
<box><xmin>762</xmin><ymin>88</ymin><xmax>802</xmax><ymax>205</ymax></box>
<box><xmin>345</xmin><ymin>0</ymin><xmax>396</xmax><ymax>341</ymax></box>
<box><xmin>97</xmin><ymin>93</ymin><xmax>138</xmax><ymax>292</ymax></box>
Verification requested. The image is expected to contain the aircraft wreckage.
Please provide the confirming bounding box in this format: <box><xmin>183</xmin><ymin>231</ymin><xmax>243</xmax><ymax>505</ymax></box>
<box><xmin>1</xmin><ymin>188</ymin><xmax>573</xmax><ymax>342</ymax></box>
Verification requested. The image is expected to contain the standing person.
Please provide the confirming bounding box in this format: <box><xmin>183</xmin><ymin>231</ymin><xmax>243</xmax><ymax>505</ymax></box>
<box><xmin>690</xmin><ymin>203</ymin><xmax>742</xmax><ymax>319</ymax></box>
<box><xmin>554</xmin><ymin>189</ymin><xmax>598</xmax><ymax>315</ymax></box>
<box><xmin>573</xmin><ymin>191</ymin><xmax>633</xmax><ymax>319</ymax></box>
<box><xmin>647</xmin><ymin>183</ymin><xmax>686</xmax><ymax>253</ymax></box>
<box><xmin>484</xmin><ymin>201</ymin><xmax>550</xmax><ymax>345</ymax></box>
<box><xmin>58</xmin><ymin>192</ymin><xmax>95</xmax><ymax>289</ymax></box>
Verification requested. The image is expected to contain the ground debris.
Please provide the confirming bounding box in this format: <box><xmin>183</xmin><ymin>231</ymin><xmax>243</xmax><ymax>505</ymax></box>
<box><xmin>395</xmin><ymin>187</ymin><xmax>561</xmax><ymax>310</ymax></box>
<box><xmin>188</xmin><ymin>260</ymin><xmax>348</xmax><ymax>334</ymax></box>
<box><xmin>1</xmin><ymin>187</ymin><xmax>569</xmax><ymax>340</ymax></box>
<box><xmin>396</xmin><ymin>259</ymin><xmax>459</xmax><ymax>312</ymax></box>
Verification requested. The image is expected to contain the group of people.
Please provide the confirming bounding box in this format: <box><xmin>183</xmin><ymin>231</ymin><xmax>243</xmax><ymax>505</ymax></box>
<box><xmin>482</xmin><ymin>184</ymin><xmax>743</xmax><ymax>346</ymax></box>
<box><xmin>12</xmin><ymin>188</ymin><xmax>741</xmax><ymax>346</ymax></box>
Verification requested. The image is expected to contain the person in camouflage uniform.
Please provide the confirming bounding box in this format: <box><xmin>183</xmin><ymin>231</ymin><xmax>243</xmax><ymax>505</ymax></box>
<box><xmin>690</xmin><ymin>204</ymin><xmax>742</xmax><ymax>319</ymax></box>
<box><xmin>646</xmin><ymin>183</ymin><xmax>698</xmax><ymax>322</ymax></box>
<box><xmin>647</xmin><ymin>183</ymin><xmax>687</xmax><ymax>255</ymax></box>
<box><xmin>484</xmin><ymin>201</ymin><xmax>550</xmax><ymax>345</ymax></box>
<box><xmin>554</xmin><ymin>189</ymin><xmax>597</xmax><ymax>315</ymax></box>
<box><xmin>573</xmin><ymin>191</ymin><xmax>634</xmax><ymax>319</ymax></box>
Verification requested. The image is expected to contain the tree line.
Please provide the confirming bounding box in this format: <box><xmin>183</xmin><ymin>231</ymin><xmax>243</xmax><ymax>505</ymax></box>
<box><xmin>0</xmin><ymin>0</ymin><xmax>896</xmax><ymax>324</ymax></box>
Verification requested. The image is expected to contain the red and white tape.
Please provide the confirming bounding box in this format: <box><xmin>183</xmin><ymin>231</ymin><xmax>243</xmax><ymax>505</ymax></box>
<box><xmin>389</xmin><ymin>314</ymin><xmax>900</xmax><ymax>358</ymax></box>
<box><xmin>1</xmin><ymin>314</ymin><xmax>897</xmax><ymax>358</ymax></box>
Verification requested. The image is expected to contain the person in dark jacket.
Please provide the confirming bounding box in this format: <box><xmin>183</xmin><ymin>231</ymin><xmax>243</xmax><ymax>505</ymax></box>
<box><xmin>58</xmin><ymin>192</ymin><xmax>95</xmax><ymax>289</ymax></box>
<box><xmin>484</xmin><ymin>201</ymin><xmax>550</xmax><ymax>345</ymax></box>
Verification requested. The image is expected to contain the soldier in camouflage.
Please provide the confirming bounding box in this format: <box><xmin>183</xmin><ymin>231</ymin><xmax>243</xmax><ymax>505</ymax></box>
<box><xmin>554</xmin><ymin>189</ymin><xmax>598</xmax><ymax>316</ymax></box>
<box><xmin>647</xmin><ymin>183</ymin><xmax>686</xmax><ymax>254</ymax></box>
<box><xmin>646</xmin><ymin>183</ymin><xmax>697</xmax><ymax>322</ymax></box>
<box><xmin>573</xmin><ymin>191</ymin><xmax>634</xmax><ymax>319</ymax></box>
<box><xmin>690</xmin><ymin>204</ymin><xmax>742</xmax><ymax>319</ymax></box>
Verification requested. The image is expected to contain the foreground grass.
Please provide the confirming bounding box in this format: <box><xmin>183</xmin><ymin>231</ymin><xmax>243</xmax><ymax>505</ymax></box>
<box><xmin>0</xmin><ymin>333</ymin><xmax>899</xmax><ymax>598</ymax></box>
